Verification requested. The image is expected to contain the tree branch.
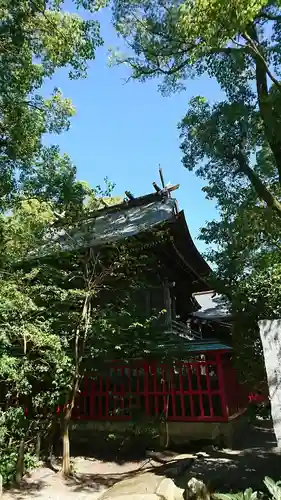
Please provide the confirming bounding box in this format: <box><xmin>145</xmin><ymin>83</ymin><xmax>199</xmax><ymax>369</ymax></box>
<box><xmin>258</xmin><ymin>10</ymin><xmax>281</xmax><ymax>22</ymax></box>
<box><xmin>235</xmin><ymin>150</ymin><xmax>281</xmax><ymax>216</ymax></box>
<box><xmin>242</xmin><ymin>25</ymin><xmax>281</xmax><ymax>185</ymax></box>
<box><xmin>242</xmin><ymin>31</ymin><xmax>281</xmax><ymax>90</ymax></box>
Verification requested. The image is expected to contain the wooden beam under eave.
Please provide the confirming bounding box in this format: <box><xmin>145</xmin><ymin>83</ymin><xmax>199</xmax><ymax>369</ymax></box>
<box><xmin>152</xmin><ymin>182</ymin><xmax>161</xmax><ymax>193</ymax></box>
<box><xmin>167</xmin><ymin>184</ymin><xmax>180</xmax><ymax>193</ymax></box>
<box><xmin>125</xmin><ymin>190</ymin><xmax>135</xmax><ymax>200</ymax></box>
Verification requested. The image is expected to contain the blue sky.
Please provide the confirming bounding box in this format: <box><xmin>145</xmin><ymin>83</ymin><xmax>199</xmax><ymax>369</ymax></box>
<box><xmin>44</xmin><ymin>5</ymin><xmax>223</xmax><ymax>252</ymax></box>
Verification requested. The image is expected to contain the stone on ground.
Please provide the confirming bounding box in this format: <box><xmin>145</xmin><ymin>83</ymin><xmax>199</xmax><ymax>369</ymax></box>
<box><xmin>98</xmin><ymin>472</ymin><xmax>185</xmax><ymax>500</ymax></box>
<box><xmin>185</xmin><ymin>478</ymin><xmax>210</xmax><ymax>500</ymax></box>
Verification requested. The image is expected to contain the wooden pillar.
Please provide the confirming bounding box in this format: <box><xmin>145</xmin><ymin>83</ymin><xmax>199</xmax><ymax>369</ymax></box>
<box><xmin>171</xmin><ymin>290</ymin><xmax>177</xmax><ymax>321</ymax></box>
<box><xmin>216</xmin><ymin>353</ymin><xmax>229</xmax><ymax>421</ymax></box>
<box><xmin>163</xmin><ymin>280</ymin><xmax>172</xmax><ymax>330</ymax></box>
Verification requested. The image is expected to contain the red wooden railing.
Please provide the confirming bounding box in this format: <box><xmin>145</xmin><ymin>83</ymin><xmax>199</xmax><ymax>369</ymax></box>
<box><xmin>222</xmin><ymin>358</ymin><xmax>249</xmax><ymax>417</ymax></box>
<box><xmin>71</xmin><ymin>354</ymin><xmax>247</xmax><ymax>422</ymax></box>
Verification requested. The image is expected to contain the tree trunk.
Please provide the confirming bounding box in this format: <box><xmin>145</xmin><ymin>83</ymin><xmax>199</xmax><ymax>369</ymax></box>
<box><xmin>36</xmin><ymin>432</ymin><xmax>41</xmax><ymax>460</ymax></box>
<box><xmin>60</xmin><ymin>276</ymin><xmax>91</xmax><ymax>476</ymax></box>
<box><xmin>236</xmin><ymin>152</ymin><xmax>281</xmax><ymax>216</ymax></box>
<box><xmin>164</xmin><ymin>366</ymin><xmax>171</xmax><ymax>449</ymax></box>
<box><xmin>62</xmin><ymin>411</ymin><xmax>71</xmax><ymax>476</ymax></box>
<box><xmin>61</xmin><ymin>373</ymin><xmax>81</xmax><ymax>476</ymax></box>
<box><xmin>249</xmin><ymin>24</ymin><xmax>281</xmax><ymax>186</ymax></box>
<box><xmin>15</xmin><ymin>438</ymin><xmax>25</xmax><ymax>485</ymax></box>
<box><xmin>44</xmin><ymin>417</ymin><xmax>59</xmax><ymax>470</ymax></box>
<box><xmin>258</xmin><ymin>319</ymin><xmax>281</xmax><ymax>447</ymax></box>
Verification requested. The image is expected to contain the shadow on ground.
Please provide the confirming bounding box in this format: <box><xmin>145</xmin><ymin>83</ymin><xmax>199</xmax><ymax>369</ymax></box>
<box><xmin>58</xmin><ymin>453</ymin><xmax>196</xmax><ymax>496</ymax></box>
<box><xmin>172</xmin><ymin>419</ymin><xmax>281</xmax><ymax>493</ymax></box>
<box><xmin>4</xmin><ymin>419</ymin><xmax>280</xmax><ymax>499</ymax></box>
<box><xmin>67</xmin><ymin>430</ymin><xmax>158</xmax><ymax>463</ymax></box>
<box><xmin>66</xmin><ymin>420</ymin><xmax>281</xmax><ymax>496</ymax></box>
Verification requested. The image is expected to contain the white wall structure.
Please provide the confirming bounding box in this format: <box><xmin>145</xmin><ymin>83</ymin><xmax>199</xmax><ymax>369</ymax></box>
<box><xmin>258</xmin><ymin>319</ymin><xmax>281</xmax><ymax>448</ymax></box>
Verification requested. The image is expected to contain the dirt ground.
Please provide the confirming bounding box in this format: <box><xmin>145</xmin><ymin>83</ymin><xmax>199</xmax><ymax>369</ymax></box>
<box><xmin>2</xmin><ymin>419</ymin><xmax>281</xmax><ymax>500</ymax></box>
<box><xmin>2</xmin><ymin>450</ymin><xmax>186</xmax><ymax>500</ymax></box>
<box><xmin>2</xmin><ymin>459</ymin><xmax>154</xmax><ymax>500</ymax></box>
<box><xmin>175</xmin><ymin>419</ymin><xmax>281</xmax><ymax>493</ymax></box>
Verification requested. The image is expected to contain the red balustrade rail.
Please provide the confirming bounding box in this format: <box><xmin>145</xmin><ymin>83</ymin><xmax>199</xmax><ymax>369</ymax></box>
<box><xmin>222</xmin><ymin>359</ymin><xmax>249</xmax><ymax>417</ymax></box>
<box><xmin>71</xmin><ymin>354</ymin><xmax>247</xmax><ymax>422</ymax></box>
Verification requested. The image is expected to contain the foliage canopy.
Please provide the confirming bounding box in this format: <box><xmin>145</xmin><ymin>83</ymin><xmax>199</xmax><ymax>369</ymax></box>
<box><xmin>110</xmin><ymin>0</ymin><xmax>281</xmax><ymax>391</ymax></box>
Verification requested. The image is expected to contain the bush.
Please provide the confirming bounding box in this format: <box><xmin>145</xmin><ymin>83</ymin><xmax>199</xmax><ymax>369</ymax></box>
<box><xmin>0</xmin><ymin>447</ymin><xmax>38</xmax><ymax>485</ymax></box>
<box><xmin>213</xmin><ymin>477</ymin><xmax>281</xmax><ymax>500</ymax></box>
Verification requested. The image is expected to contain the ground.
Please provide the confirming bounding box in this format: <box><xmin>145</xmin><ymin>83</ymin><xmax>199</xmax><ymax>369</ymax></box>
<box><xmin>179</xmin><ymin>419</ymin><xmax>281</xmax><ymax>492</ymax></box>
<box><xmin>2</xmin><ymin>419</ymin><xmax>281</xmax><ymax>500</ymax></box>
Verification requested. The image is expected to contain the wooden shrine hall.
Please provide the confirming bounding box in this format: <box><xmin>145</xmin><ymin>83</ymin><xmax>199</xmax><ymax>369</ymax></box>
<box><xmin>35</xmin><ymin>177</ymin><xmax>249</xmax><ymax>446</ymax></box>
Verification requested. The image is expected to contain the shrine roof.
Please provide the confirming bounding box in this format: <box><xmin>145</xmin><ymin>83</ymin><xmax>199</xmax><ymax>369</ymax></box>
<box><xmin>192</xmin><ymin>291</ymin><xmax>231</xmax><ymax>320</ymax></box>
<box><xmin>36</xmin><ymin>193</ymin><xmax>177</xmax><ymax>258</ymax></box>
<box><xmin>143</xmin><ymin>335</ymin><xmax>232</xmax><ymax>356</ymax></box>
<box><xmin>26</xmin><ymin>188</ymin><xmax>210</xmax><ymax>282</ymax></box>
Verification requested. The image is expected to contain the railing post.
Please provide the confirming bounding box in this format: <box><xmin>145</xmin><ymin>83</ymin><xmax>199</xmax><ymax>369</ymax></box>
<box><xmin>90</xmin><ymin>376</ymin><xmax>95</xmax><ymax>419</ymax></box>
<box><xmin>144</xmin><ymin>361</ymin><xmax>150</xmax><ymax>417</ymax></box>
<box><xmin>196</xmin><ymin>362</ymin><xmax>204</xmax><ymax>418</ymax></box>
<box><xmin>216</xmin><ymin>353</ymin><xmax>228</xmax><ymax>420</ymax></box>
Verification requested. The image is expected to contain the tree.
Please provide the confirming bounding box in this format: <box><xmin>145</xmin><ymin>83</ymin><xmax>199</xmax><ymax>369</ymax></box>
<box><xmin>110</xmin><ymin>0</ymin><xmax>281</xmax><ymax>444</ymax></box>
<box><xmin>0</xmin><ymin>169</ymin><xmax>114</xmax><ymax>478</ymax></box>
<box><xmin>24</xmin><ymin>230</ymin><xmax>168</xmax><ymax>475</ymax></box>
<box><xmin>0</xmin><ymin>266</ymin><xmax>72</xmax><ymax>483</ymax></box>
<box><xmin>0</xmin><ymin>0</ymin><xmax>104</xmax><ymax>210</ymax></box>
<box><xmin>0</xmin><ymin>175</ymin><xmax>168</xmax><ymax>477</ymax></box>
<box><xmin>0</xmin><ymin>0</ymin><xmax>142</xmax><ymax>482</ymax></box>
<box><xmin>111</xmin><ymin>0</ymin><xmax>281</xmax><ymax>208</ymax></box>
<box><xmin>0</xmin><ymin>0</ymin><xmax>108</xmax><ymax>477</ymax></box>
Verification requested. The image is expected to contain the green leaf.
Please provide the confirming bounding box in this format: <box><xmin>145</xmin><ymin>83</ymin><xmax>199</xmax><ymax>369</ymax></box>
<box><xmin>264</xmin><ymin>476</ymin><xmax>281</xmax><ymax>500</ymax></box>
<box><xmin>213</xmin><ymin>493</ymin><xmax>243</xmax><ymax>500</ymax></box>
